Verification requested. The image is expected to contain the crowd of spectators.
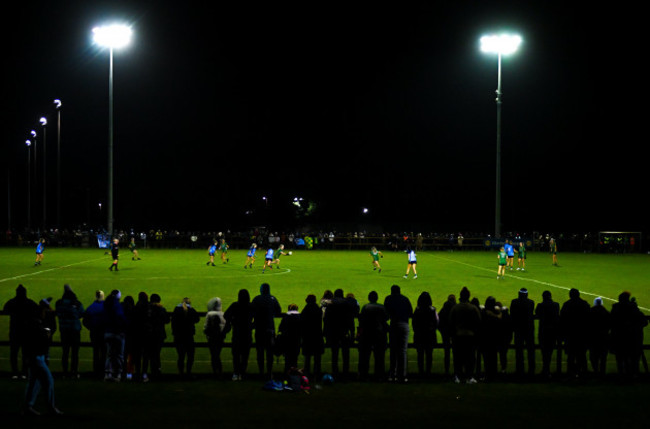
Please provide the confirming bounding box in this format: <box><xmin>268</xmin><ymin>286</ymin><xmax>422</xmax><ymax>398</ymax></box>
<box><xmin>3</xmin><ymin>282</ymin><xmax>648</xmax><ymax>393</ymax></box>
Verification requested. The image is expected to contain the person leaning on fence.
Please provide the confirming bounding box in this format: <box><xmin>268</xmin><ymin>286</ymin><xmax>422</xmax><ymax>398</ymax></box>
<box><xmin>3</xmin><ymin>284</ymin><xmax>38</xmax><ymax>380</ymax></box>
<box><xmin>534</xmin><ymin>291</ymin><xmax>560</xmax><ymax>378</ymax></box>
<box><xmin>357</xmin><ymin>291</ymin><xmax>389</xmax><ymax>381</ymax></box>
<box><xmin>83</xmin><ymin>290</ymin><xmax>106</xmax><ymax>378</ymax></box>
<box><xmin>224</xmin><ymin>289</ymin><xmax>254</xmax><ymax>381</ymax></box>
<box><xmin>55</xmin><ymin>284</ymin><xmax>84</xmax><ymax>379</ymax></box>
<box><xmin>449</xmin><ymin>287</ymin><xmax>481</xmax><ymax>384</ymax></box>
<box><xmin>300</xmin><ymin>294</ymin><xmax>324</xmax><ymax>378</ymax></box>
<box><xmin>204</xmin><ymin>297</ymin><xmax>229</xmax><ymax>377</ymax></box>
<box><xmin>171</xmin><ymin>297</ymin><xmax>200</xmax><ymax>379</ymax></box>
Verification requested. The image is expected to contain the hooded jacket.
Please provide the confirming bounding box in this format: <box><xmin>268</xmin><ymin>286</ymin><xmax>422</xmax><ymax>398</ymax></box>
<box><xmin>204</xmin><ymin>297</ymin><xmax>228</xmax><ymax>340</ymax></box>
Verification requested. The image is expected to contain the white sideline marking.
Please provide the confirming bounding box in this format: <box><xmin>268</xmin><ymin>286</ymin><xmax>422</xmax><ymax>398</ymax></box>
<box><xmin>429</xmin><ymin>254</ymin><xmax>650</xmax><ymax>312</ymax></box>
<box><xmin>0</xmin><ymin>258</ymin><xmax>106</xmax><ymax>284</ymax></box>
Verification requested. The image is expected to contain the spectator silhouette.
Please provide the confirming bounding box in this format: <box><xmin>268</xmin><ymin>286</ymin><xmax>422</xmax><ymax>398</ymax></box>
<box><xmin>560</xmin><ymin>288</ymin><xmax>590</xmax><ymax>378</ymax></box>
<box><xmin>55</xmin><ymin>284</ymin><xmax>84</xmax><ymax>379</ymax></box>
<box><xmin>610</xmin><ymin>291</ymin><xmax>648</xmax><ymax>377</ymax></box>
<box><xmin>496</xmin><ymin>301</ymin><xmax>513</xmax><ymax>374</ymax></box>
<box><xmin>252</xmin><ymin>283</ymin><xmax>282</xmax><ymax>380</ymax></box>
<box><xmin>449</xmin><ymin>287</ymin><xmax>481</xmax><ymax>384</ymax></box>
<box><xmin>510</xmin><ymin>288</ymin><xmax>536</xmax><ymax>378</ymax></box>
<box><xmin>535</xmin><ymin>290</ymin><xmax>560</xmax><ymax>378</ymax></box>
<box><xmin>300</xmin><ymin>294</ymin><xmax>324</xmax><ymax>377</ymax></box>
<box><xmin>131</xmin><ymin>292</ymin><xmax>150</xmax><ymax>381</ymax></box>
<box><xmin>323</xmin><ymin>289</ymin><xmax>356</xmax><ymax>377</ymax></box>
<box><xmin>480</xmin><ymin>296</ymin><xmax>502</xmax><ymax>381</ymax></box>
<box><xmin>171</xmin><ymin>297</ymin><xmax>200</xmax><ymax>379</ymax></box>
<box><xmin>143</xmin><ymin>293</ymin><xmax>170</xmax><ymax>381</ymax></box>
<box><xmin>224</xmin><ymin>289</ymin><xmax>254</xmax><ymax>381</ymax></box>
<box><xmin>588</xmin><ymin>297</ymin><xmax>611</xmax><ymax>377</ymax></box>
<box><xmin>3</xmin><ymin>284</ymin><xmax>38</xmax><ymax>379</ymax></box>
<box><xmin>103</xmin><ymin>290</ymin><xmax>127</xmax><ymax>382</ymax></box>
<box><xmin>204</xmin><ymin>297</ymin><xmax>228</xmax><ymax>377</ymax></box>
<box><xmin>357</xmin><ymin>291</ymin><xmax>389</xmax><ymax>381</ymax></box>
<box><xmin>278</xmin><ymin>303</ymin><xmax>301</xmax><ymax>373</ymax></box>
<box><xmin>83</xmin><ymin>290</ymin><xmax>106</xmax><ymax>378</ymax></box>
<box><xmin>437</xmin><ymin>294</ymin><xmax>456</xmax><ymax>376</ymax></box>
<box><xmin>412</xmin><ymin>291</ymin><xmax>438</xmax><ymax>378</ymax></box>
<box><xmin>122</xmin><ymin>295</ymin><xmax>136</xmax><ymax>380</ymax></box>
<box><xmin>384</xmin><ymin>284</ymin><xmax>413</xmax><ymax>383</ymax></box>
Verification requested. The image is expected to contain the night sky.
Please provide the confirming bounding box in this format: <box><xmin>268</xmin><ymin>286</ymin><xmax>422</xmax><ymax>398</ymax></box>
<box><xmin>2</xmin><ymin>1</ymin><xmax>647</xmax><ymax>234</ymax></box>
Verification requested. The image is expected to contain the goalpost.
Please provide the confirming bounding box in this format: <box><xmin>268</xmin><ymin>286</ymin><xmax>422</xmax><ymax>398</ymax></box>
<box><xmin>598</xmin><ymin>231</ymin><xmax>643</xmax><ymax>253</ymax></box>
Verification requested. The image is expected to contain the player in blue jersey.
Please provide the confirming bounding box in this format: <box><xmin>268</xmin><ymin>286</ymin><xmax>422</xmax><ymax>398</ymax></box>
<box><xmin>34</xmin><ymin>238</ymin><xmax>45</xmax><ymax>266</ymax></box>
<box><xmin>244</xmin><ymin>243</ymin><xmax>257</xmax><ymax>269</ymax></box>
<box><xmin>403</xmin><ymin>247</ymin><xmax>418</xmax><ymax>279</ymax></box>
<box><xmin>504</xmin><ymin>240</ymin><xmax>515</xmax><ymax>270</ymax></box>
<box><xmin>262</xmin><ymin>246</ymin><xmax>275</xmax><ymax>273</ymax></box>
<box><xmin>207</xmin><ymin>241</ymin><xmax>218</xmax><ymax>266</ymax></box>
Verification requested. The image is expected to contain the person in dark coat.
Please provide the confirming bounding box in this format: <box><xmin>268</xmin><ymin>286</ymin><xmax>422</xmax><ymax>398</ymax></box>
<box><xmin>510</xmin><ymin>288</ymin><xmax>536</xmax><ymax>377</ymax></box>
<box><xmin>437</xmin><ymin>294</ymin><xmax>456</xmax><ymax>376</ymax></box>
<box><xmin>384</xmin><ymin>284</ymin><xmax>413</xmax><ymax>382</ymax></box>
<box><xmin>610</xmin><ymin>291</ymin><xmax>648</xmax><ymax>377</ymax></box>
<box><xmin>3</xmin><ymin>284</ymin><xmax>38</xmax><ymax>379</ymax></box>
<box><xmin>121</xmin><ymin>295</ymin><xmax>136</xmax><ymax>379</ymax></box>
<box><xmin>224</xmin><ymin>289</ymin><xmax>254</xmax><ymax>381</ymax></box>
<box><xmin>588</xmin><ymin>297</ymin><xmax>611</xmax><ymax>377</ymax></box>
<box><xmin>323</xmin><ymin>288</ymin><xmax>356</xmax><ymax>377</ymax></box>
<box><xmin>278</xmin><ymin>303</ymin><xmax>301</xmax><ymax>373</ymax></box>
<box><xmin>357</xmin><ymin>291</ymin><xmax>389</xmax><ymax>381</ymax></box>
<box><xmin>480</xmin><ymin>296</ymin><xmax>503</xmax><ymax>381</ymax></box>
<box><xmin>560</xmin><ymin>288</ymin><xmax>591</xmax><ymax>377</ymax></box>
<box><xmin>22</xmin><ymin>299</ymin><xmax>62</xmax><ymax>416</ymax></box>
<box><xmin>103</xmin><ymin>290</ymin><xmax>127</xmax><ymax>381</ymax></box>
<box><xmin>55</xmin><ymin>284</ymin><xmax>84</xmax><ymax>378</ymax></box>
<box><xmin>300</xmin><ymin>294</ymin><xmax>324</xmax><ymax>377</ymax></box>
<box><xmin>251</xmin><ymin>283</ymin><xmax>282</xmax><ymax>379</ymax></box>
<box><xmin>130</xmin><ymin>292</ymin><xmax>150</xmax><ymax>381</ymax></box>
<box><xmin>83</xmin><ymin>290</ymin><xmax>106</xmax><ymax>378</ymax></box>
<box><xmin>449</xmin><ymin>287</ymin><xmax>481</xmax><ymax>384</ymax></box>
<box><xmin>204</xmin><ymin>297</ymin><xmax>228</xmax><ymax>377</ymax></box>
<box><xmin>142</xmin><ymin>293</ymin><xmax>170</xmax><ymax>381</ymax></box>
<box><xmin>412</xmin><ymin>291</ymin><xmax>438</xmax><ymax>378</ymax></box>
<box><xmin>535</xmin><ymin>290</ymin><xmax>560</xmax><ymax>378</ymax></box>
<box><xmin>171</xmin><ymin>297</ymin><xmax>200</xmax><ymax>378</ymax></box>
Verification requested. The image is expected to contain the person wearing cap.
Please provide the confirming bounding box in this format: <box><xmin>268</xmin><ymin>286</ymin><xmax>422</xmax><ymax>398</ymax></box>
<box><xmin>559</xmin><ymin>288</ymin><xmax>590</xmax><ymax>377</ymax></box>
<box><xmin>587</xmin><ymin>297</ymin><xmax>611</xmax><ymax>377</ymax></box>
<box><xmin>55</xmin><ymin>284</ymin><xmax>85</xmax><ymax>378</ymax></box>
<box><xmin>510</xmin><ymin>288</ymin><xmax>536</xmax><ymax>378</ymax></box>
<box><xmin>3</xmin><ymin>284</ymin><xmax>39</xmax><ymax>379</ymax></box>
<box><xmin>171</xmin><ymin>297</ymin><xmax>200</xmax><ymax>379</ymax></box>
<box><xmin>535</xmin><ymin>291</ymin><xmax>560</xmax><ymax>378</ymax></box>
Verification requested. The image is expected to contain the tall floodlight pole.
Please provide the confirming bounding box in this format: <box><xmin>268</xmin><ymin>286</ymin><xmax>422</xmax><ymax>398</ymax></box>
<box><xmin>480</xmin><ymin>33</ymin><xmax>521</xmax><ymax>238</ymax></box>
<box><xmin>93</xmin><ymin>24</ymin><xmax>132</xmax><ymax>238</ymax></box>
<box><xmin>39</xmin><ymin>117</ymin><xmax>47</xmax><ymax>231</ymax></box>
<box><xmin>25</xmin><ymin>139</ymin><xmax>32</xmax><ymax>230</ymax></box>
<box><xmin>54</xmin><ymin>99</ymin><xmax>62</xmax><ymax>228</ymax></box>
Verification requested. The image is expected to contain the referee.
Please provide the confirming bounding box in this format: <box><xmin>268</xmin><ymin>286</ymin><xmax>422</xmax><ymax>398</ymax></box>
<box><xmin>109</xmin><ymin>238</ymin><xmax>120</xmax><ymax>271</ymax></box>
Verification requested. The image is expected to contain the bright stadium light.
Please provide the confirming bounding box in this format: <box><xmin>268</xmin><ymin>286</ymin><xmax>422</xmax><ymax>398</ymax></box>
<box><xmin>480</xmin><ymin>32</ymin><xmax>522</xmax><ymax>238</ymax></box>
<box><xmin>92</xmin><ymin>24</ymin><xmax>133</xmax><ymax>49</ymax></box>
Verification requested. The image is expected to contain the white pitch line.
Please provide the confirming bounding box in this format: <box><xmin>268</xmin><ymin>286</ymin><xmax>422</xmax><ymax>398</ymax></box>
<box><xmin>0</xmin><ymin>257</ymin><xmax>106</xmax><ymax>284</ymax></box>
<box><xmin>429</xmin><ymin>254</ymin><xmax>650</xmax><ymax>312</ymax></box>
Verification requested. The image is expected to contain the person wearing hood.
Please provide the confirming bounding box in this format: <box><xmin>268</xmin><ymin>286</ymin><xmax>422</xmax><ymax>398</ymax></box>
<box><xmin>588</xmin><ymin>297</ymin><xmax>611</xmax><ymax>377</ymax></box>
<box><xmin>251</xmin><ymin>283</ymin><xmax>282</xmax><ymax>379</ymax></box>
<box><xmin>224</xmin><ymin>289</ymin><xmax>254</xmax><ymax>381</ymax></box>
<box><xmin>171</xmin><ymin>297</ymin><xmax>200</xmax><ymax>379</ymax></box>
<box><xmin>55</xmin><ymin>284</ymin><xmax>84</xmax><ymax>378</ymax></box>
<box><xmin>3</xmin><ymin>284</ymin><xmax>38</xmax><ymax>379</ymax></box>
<box><xmin>278</xmin><ymin>303</ymin><xmax>301</xmax><ymax>373</ymax></box>
<box><xmin>204</xmin><ymin>297</ymin><xmax>228</xmax><ymax>377</ymax></box>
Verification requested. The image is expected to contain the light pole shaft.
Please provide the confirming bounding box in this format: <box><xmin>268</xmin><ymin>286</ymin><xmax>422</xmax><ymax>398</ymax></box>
<box><xmin>495</xmin><ymin>52</ymin><xmax>502</xmax><ymax>238</ymax></box>
<box><xmin>108</xmin><ymin>48</ymin><xmax>114</xmax><ymax>237</ymax></box>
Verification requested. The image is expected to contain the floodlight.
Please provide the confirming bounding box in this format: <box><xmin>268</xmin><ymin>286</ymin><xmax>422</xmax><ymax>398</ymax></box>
<box><xmin>92</xmin><ymin>24</ymin><xmax>132</xmax><ymax>49</ymax></box>
<box><xmin>480</xmin><ymin>34</ymin><xmax>522</xmax><ymax>55</ymax></box>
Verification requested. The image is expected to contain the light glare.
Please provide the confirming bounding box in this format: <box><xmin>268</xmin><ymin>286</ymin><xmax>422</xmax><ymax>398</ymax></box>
<box><xmin>93</xmin><ymin>24</ymin><xmax>133</xmax><ymax>49</ymax></box>
<box><xmin>480</xmin><ymin>34</ymin><xmax>522</xmax><ymax>55</ymax></box>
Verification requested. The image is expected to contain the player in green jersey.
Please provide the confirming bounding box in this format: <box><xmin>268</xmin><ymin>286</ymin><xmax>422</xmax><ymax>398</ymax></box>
<box><xmin>272</xmin><ymin>244</ymin><xmax>290</xmax><ymax>269</ymax></box>
<box><xmin>369</xmin><ymin>246</ymin><xmax>383</xmax><ymax>273</ymax></box>
<box><xmin>219</xmin><ymin>238</ymin><xmax>229</xmax><ymax>264</ymax></box>
<box><xmin>516</xmin><ymin>242</ymin><xmax>526</xmax><ymax>271</ymax></box>
<box><xmin>497</xmin><ymin>247</ymin><xmax>507</xmax><ymax>279</ymax></box>
<box><xmin>129</xmin><ymin>237</ymin><xmax>141</xmax><ymax>261</ymax></box>
<box><xmin>549</xmin><ymin>238</ymin><xmax>558</xmax><ymax>266</ymax></box>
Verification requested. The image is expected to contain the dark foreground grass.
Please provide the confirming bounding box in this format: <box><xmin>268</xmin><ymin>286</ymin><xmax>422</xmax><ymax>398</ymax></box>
<box><xmin>2</xmin><ymin>376</ymin><xmax>649</xmax><ymax>429</ymax></box>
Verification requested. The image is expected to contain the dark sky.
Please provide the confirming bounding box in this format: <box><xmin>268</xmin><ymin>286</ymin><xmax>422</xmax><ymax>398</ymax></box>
<box><xmin>2</xmin><ymin>1</ymin><xmax>648</xmax><ymax>234</ymax></box>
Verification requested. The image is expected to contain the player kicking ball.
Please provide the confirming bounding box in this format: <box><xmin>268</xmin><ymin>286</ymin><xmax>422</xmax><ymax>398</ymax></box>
<box><xmin>370</xmin><ymin>246</ymin><xmax>383</xmax><ymax>273</ymax></box>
